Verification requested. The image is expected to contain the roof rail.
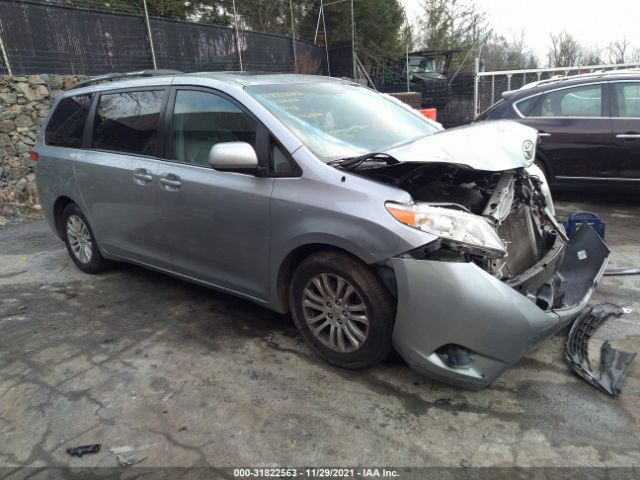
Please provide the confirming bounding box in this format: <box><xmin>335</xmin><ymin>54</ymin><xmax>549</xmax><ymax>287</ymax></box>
<box><xmin>72</xmin><ymin>69</ymin><xmax>183</xmax><ymax>89</ymax></box>
<box><xmin>504</xmin><ymin>67</ymin><xmax>640</xmax><ymax>97</ymax></box>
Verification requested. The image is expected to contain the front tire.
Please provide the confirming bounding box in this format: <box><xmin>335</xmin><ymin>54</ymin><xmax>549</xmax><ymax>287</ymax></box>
<box><xmin>62</xmin><ymin>203</ymin><xmax>110</xmax><ymax>274</ymax></box>
<box><xmin>289</xmin><ymin>251</ymin><xmax>395</xmax><ymax>369</ymax></box>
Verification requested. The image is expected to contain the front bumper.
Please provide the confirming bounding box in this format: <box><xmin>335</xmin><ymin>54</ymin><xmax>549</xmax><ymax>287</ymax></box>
<box><xmin>391</xmin><ymin>224</ymin><xmax>610</xmax><ymax>390</ymax></box>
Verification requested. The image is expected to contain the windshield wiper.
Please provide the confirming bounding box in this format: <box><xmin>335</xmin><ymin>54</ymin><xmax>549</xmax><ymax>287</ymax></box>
<box><xmin>327</xmin><ymin>152</ymin><xmax>396</xmax><ymax>171</ymax></box>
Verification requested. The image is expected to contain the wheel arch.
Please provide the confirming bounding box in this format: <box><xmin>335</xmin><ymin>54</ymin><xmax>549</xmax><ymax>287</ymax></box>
<box><xmin>534</xmin><ymin>151</ymin><xmax>553</xmax><ymax>183</ymax></box>
<box><xmin>274</xmin><ymin>243</ymin><xmax>374</xmax><ymax>314</ymax></box>
<box><xmin>52</xmin><ymin>195</ymin><xmax>78</xmax><ymax>238</ymax></box>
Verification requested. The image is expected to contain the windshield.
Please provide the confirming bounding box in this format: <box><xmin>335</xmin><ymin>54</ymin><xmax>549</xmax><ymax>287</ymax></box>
<box><xmin>246</xmin><ymin>82</ymin><xmax>438</xmax><ymax>162</ymax></box>
<box><xmin>408</xmin><ymin>57</ymin><xmax>437</xmax><ymax>74</ymax></box>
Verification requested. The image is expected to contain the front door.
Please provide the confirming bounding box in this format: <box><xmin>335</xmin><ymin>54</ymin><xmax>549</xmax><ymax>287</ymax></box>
<box><xmin>155</xmin><ymin>88</ymin><xmax>273</xmax><ymax>300</ymax></box>
<box><xmin>609</xmin><ymin>81</ymin><xmax>640</xmax><ymax>179</ymax></box>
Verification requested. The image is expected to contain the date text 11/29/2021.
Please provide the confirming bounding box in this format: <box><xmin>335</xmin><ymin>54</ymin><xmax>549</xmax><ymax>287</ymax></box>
<box><xmin>233</xmin><ymin>468</ymin><xmax>400</xmax><ymax>478</ymax></box>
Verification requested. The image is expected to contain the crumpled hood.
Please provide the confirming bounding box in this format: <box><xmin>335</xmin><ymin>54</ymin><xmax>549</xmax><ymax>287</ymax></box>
<box><xmin>385</xmin><ymin>120</ymin><xmax>538</xmax><ymax>172</ymax></box>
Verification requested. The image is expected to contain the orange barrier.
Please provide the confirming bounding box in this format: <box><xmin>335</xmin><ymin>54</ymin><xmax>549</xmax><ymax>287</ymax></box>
<box><xmin>419</xmin><ymin>108</ymin><xmax>437</xmax><ymax>121</ymax></box>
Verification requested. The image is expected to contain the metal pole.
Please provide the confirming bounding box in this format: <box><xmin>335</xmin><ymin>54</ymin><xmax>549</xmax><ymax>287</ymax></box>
<box><xmin>0</xmin><ymin>36</ymin><xmax>11</xmax><ymax>76</ymax></box>
<box><xmin>232</xmin><ymin>0</ymin><xmax>243</xmax><ymax>71</ymax></box>
<box><xmin>142</xmin><ymin>0</ymin><xmax>157</xmax><ymax>69</ymax></box>
<box><xmin>321</xmin><ymin>1</ymin><xmax>331</xmax><ymax>76</ymax></box>
<box><xmin>491</xmin><ymin>74</ymin><xmax>495</xmax><ymax>105</ymax></box>
<box><xmin>351</xmin><ymin>0</ymin><xmax>356</xmax><ymax>79</ymax></box>
<box><xmin>406</xmin><ymin>42</ymin><xmax>410</xmax><ymax>93</ymax></box>
<box><xmin>473</xmin><ymin>58</ymin><xmax>479</xmax><ymax>117</ymax></box>
<box><xmin>289</xmin><ymin>0</ymin><xmax>298</xmax><ymax>73</ymax></box>
<box><xmin>356</xmin><ymin>54</ymin><xmax>375</xmax><ymax>89</ymax></box>
<box><xmin>314</xmin><ymin>4</ymin><xmax>322</xmax><ymax>44</ymax></box>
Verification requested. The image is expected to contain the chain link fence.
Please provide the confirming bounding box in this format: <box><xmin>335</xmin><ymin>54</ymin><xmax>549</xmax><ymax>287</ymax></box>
<box><xmin>0</xmin><ymin>0</ymin><xmax>326</xmax><ymax>76</ymax></box>
<box><xmin>474</xmin><ymin>63</ymin><xmax>640</xmax><ymax>117</ymax></box>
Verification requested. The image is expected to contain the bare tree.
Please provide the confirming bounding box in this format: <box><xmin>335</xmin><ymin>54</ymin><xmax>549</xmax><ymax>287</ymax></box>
<box><xmin>418</xmin><ymin>0</ymin><xmax>490</xmax><ymax>51</ymax></box>
<box><xmin>480</xmin><ymin>31</ymin><xmax>538</xmax><ymax>71</ymax></box>
<box><xmin>608</xmin><ymin>38</ymin><xmax>630</xmax><ymax>64</ymax></box>
<box><xmin>548</xmin><ymin>31</ymin><xmax>582</xmax><ymax>67</ymax></box>
<box><xmin>581</xmin><ymin>46</ymin><xmax>603</xmax><ymax>65</ymax></box>
<box><xmin>506</xmin><ymin>30</ymin><xmax>538</xmax><ymax>69</ymax></box>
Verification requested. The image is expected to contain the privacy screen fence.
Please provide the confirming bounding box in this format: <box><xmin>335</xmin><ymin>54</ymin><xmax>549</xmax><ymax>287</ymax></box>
<box><xmin>0</xmin><ymin>0</ymin><xmax>326</xmax><ymax>76</ymax></box>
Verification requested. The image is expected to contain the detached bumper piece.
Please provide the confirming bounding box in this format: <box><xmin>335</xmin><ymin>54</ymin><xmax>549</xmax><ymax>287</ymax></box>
<box><xmin>565</xmin><ymin>303</ymin><xmax>636</xmax><ymax>397</ymax></box>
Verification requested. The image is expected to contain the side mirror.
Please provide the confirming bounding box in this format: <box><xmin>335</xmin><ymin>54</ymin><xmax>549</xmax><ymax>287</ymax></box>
<box><xmin>208</xmin><ymin>142</ymin><xmax>259</xmax><ymax>171</ymax></box>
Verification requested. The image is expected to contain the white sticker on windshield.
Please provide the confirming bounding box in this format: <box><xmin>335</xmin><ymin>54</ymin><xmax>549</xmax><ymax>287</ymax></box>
<box><xmin>577</xmin><ymin>250</ymin><xmax>587</xmax><ymax>260</ymax></box>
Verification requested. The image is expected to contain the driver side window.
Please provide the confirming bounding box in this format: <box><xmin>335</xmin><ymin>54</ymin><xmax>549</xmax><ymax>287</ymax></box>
<box><xmin>171</xmin><ymin>90</ymin><xmax>257</xmax><ymax>166</ymax></box>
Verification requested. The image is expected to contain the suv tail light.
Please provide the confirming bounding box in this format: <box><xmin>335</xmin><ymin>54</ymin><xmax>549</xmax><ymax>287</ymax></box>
<box><xmin>30</xmin><ymin>150</ymin><xmax>39</xmax><ymax>161</ymax></box>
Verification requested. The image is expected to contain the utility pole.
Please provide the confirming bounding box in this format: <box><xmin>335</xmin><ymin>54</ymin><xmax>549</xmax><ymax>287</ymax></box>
<box><xmin>290</xmin><ymin>0</ymin><xmax>298</xmax><ymax>73</ymax></box>
<box><xmin>232</xmin><ymin>0</ymin><xmax>243</xmax><ymax>71</ymax></box>
<box><xmin>351</xmin><ymin>0</ymin><xmax>355</xmax><ymax>79</ymax></box>
<box><xmin>142</xmin><ymin>0</ymin><xmax>157</xmax><ymax>69</ymax></box>
<box><xmin>406</xmin><ymin>43</ymin><xmax>410</xmax><ymax>92</ymax></box>
<box><xmin>321</xmin><ymin>1</ymin><xmax>331</xmax><ymax>76</ymax></box>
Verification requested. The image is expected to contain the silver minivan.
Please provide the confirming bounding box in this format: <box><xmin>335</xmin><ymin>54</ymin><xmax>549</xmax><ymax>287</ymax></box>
<box><xmin>35</xmin><ymin>71</ymin><xmax>609</xmax><ymax>389</ymax></box>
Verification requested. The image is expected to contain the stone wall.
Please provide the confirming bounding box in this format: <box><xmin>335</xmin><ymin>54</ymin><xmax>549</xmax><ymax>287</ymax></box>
<box><xmin>0</xmin><ymin>75</ymin><xmax>83</xmax><ymax>222</ymax></box>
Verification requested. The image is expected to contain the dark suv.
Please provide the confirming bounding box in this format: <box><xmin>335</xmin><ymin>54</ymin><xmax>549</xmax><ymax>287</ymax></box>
<box><xmin>476</xmin><ymin>70</ymin><xmax>640</xmax><ymax>186</ymax></box>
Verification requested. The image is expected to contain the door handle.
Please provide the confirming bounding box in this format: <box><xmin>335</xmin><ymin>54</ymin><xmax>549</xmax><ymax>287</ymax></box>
<box><xmin>616</xmin><ymin>133</ymin><xmax>640</xmax><ymax>139</ymax></box>
<box><xmin>132</xmin><ymin>168</ymin><xmax>153</xmax><ymax>183</ymax></box>
<box><xmin>159</xmin><ymin>175</ymin><xmax>181</xmax><ymax>189</ymax></box>
<box><xmin>538</xmin><ymin>132</ymin><xmax>552</xmax><ymax>137</ymax></box>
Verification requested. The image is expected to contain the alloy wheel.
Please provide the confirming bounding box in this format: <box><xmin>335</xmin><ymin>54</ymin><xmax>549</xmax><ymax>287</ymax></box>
<box><xmin>66</xmin><ymin>214</ymin><xmax>93</xmax><ymax>264</ymax></box>
<box><xmin>301</xmin><ymin>273</ymin><xmax>369</xmax><ymax>353</ymax></box>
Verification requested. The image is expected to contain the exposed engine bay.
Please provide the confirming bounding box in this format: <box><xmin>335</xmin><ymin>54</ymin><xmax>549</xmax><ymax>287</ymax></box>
<box><xmin>345</xmin><ymin>159</ymin><xmax>569</xmax><ymax>311</ymax></box>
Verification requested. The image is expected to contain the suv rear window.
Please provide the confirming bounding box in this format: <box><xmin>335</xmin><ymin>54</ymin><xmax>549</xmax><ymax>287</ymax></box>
<box><xmin>92</xmin><ymin>90</ymin><xmax>165</xmax><ymax>156</ymax></box>
<box><xmin>45</xmin><ymin>94</ymin><xmax>92</xmax><ymax>148</ymax></box>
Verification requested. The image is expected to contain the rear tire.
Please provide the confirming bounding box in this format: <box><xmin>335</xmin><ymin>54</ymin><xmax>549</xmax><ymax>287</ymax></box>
<box><xmin>62</xmin><ymin>203</ymin><xmax>110</xmax><ymax>274</ymax></box>
<box><xmin>289</xmin><ymin>251</ymin><xmax>395</xmax><ymax>369</ymax></box>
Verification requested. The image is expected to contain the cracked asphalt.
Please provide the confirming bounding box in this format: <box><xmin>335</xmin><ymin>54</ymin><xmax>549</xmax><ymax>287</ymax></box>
<box><xmin>0</xmin><ymin>191</ymin><xmax>639</xmax><ymax>471</ymax></box>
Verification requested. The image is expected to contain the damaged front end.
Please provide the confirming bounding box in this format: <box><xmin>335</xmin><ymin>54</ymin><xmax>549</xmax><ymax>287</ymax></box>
<box><xmin>344</xmin><ymin>123</ymin><xmax>610</xmax><ymax>389</ymax></box>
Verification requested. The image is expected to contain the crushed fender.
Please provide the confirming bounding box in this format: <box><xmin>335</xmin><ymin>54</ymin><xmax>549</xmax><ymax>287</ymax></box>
<box><xmin>565</xmin><ymin>303</ymin><xmax>636</xmax><ymax>397</ymax></box>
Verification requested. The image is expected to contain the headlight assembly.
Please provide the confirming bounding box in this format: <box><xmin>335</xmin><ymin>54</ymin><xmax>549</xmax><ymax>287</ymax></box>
<box><xmin>386</xmin><ymin>202</ymin><xmax>506</xmax><ymax>257</ymax></box>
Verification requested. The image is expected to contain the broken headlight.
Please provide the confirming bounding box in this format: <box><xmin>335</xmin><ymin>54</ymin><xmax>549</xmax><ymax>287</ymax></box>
<box><xmin>386</xmin><ymin>202</ymin><xmax>506</xmax><ymax>257</ymax></box>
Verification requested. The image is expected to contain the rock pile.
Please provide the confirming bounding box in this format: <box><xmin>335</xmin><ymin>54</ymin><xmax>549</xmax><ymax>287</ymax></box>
<box><xmin>0</xmin><ymin>74</ymin><xmax>83</xmax><ymax>222</ymax></box>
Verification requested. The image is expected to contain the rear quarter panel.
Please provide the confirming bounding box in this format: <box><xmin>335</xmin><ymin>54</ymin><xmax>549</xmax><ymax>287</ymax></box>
<box><xmin>35</xmin><ymin>143</ymin><xmax>88</xmax><ymax>240</ymax></box>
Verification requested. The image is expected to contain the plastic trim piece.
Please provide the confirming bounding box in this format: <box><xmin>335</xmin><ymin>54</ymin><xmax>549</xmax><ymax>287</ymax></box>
<box><xmin>565</xmin><ymin>303</ymin><xmax>636</xmax><ymax>397</ymax></box>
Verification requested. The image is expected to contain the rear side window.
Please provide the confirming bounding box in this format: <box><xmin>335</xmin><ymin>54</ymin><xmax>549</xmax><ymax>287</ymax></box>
<box><xmin>92</xmin><ymin>90</ymin><xmax>165</xmax><ymax>156</ymax></box>
<box><xmin>613</xmin><ymin>83</ymin><xmax>640</xmax><ymax>117</ymax></box>
<box><xmin>45</xmin><ymin>94</ymin><xmax>92</xmax><ymax>148</ymax></box>
<box><xmin>537</xmin><ymin>85</ymin><xmax>602</xmax><ymax>117</ymax></box>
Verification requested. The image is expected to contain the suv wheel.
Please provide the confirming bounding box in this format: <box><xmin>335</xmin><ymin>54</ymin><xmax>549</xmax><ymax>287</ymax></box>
<box><xmin>289</xmin><ymin>251</ymin><xmax>395</xmax><ymax>369</ymax></box>
<box><xmin>62</xmin><ymin>203</ymin><xmax>110</xmax><ymax>274</ymax></box>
